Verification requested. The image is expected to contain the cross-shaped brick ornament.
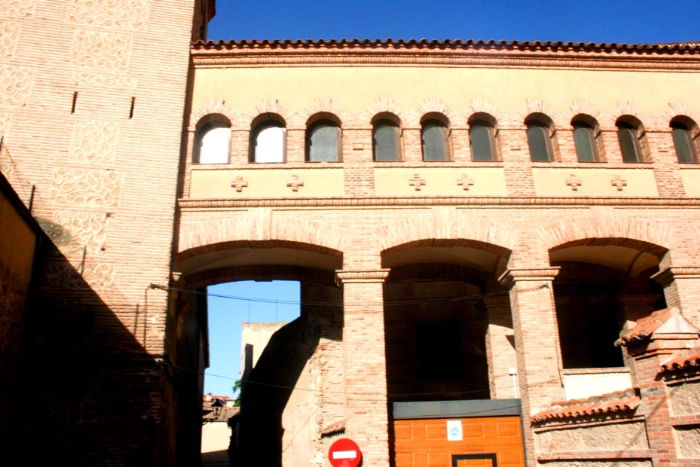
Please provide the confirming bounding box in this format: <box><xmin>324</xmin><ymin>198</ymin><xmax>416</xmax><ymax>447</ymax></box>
<box><xmin>457</xmin><ymin>174</ymin><xmax>475</xmax><ymax>191</ymax></box>
<box><xmin>230</xmin><ymin>176</ymin><xmax>248</xmax><ymax>192</ymax></box>
<box><xmin>287</xmin><ymin>175</ymin><xmax>304</xmax><ymax>192</ymax></box>
<box><xmin>409</xmin><ymin>173</ymin><xmax>426</xmax><ymax>191</ymax></box>
<box><xmin>566</xmin><ymin>174</ymin><xmax>582</xmax><ymax>191</ymax></box>
<box><xmin>610</xmin><ymin>175</ymin><xmax>627</xmax><ymax>191</ymax></box>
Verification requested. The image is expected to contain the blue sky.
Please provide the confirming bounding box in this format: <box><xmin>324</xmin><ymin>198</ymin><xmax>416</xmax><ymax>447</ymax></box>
<box><xmin>208</xmin><ymin>0</ymin><xmax>700</xmax><ymax>43</ymax></box>
<box><xmin>202</xmin><ymin>0</ymin><xmax>699</xmax><ymax>398</ymax></box>
<box><xmin>205</xmin><ymin>281</ymin><xmax>300</xmax><ymax>396</ymax></box>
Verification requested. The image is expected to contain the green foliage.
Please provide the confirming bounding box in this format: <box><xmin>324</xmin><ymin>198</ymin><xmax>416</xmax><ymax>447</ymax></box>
<box><xmin>232</xmin><ymin>379</ymin><xmax>242</xmax><ymax>407</ymax></box>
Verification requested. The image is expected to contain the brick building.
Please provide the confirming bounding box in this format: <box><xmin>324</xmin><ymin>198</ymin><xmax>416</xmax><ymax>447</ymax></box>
<box><xmin>1</xmin><ymin>1</ymin><xmax>699</xmax><ymax>466</ymax></box>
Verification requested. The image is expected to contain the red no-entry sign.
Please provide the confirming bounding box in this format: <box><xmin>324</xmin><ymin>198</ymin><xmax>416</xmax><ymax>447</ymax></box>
<box><xmin>328</xmin><ymin>438</ymin><xmax>362</xmax><ymax>467</ymax></box>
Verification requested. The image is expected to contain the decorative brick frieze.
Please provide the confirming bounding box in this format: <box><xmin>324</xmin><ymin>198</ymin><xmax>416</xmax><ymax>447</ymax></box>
<box><xmin>0</xmin><ymin>0</ymin><xmax>38</xmax><ymax>18</ymax></box>
<box><xmin>50</xmin><ymin>168</ymin><xmax>122</xmax><ymax>208</ymax></box>
<box><xmin>0</xmin><ymin>65</ymin><xmax>33</xmax><ymax>107</ymax></box>
<box><xmin>70</xmin><ymin>120</ymin><xmax>120</xmax><ymax>164</ymax></box>
<box><xmin>70</xmin><ymin>29</ymin><xmax>132</xmax><ymax>70</ymax></box>
<box><xmin>0</xmin><ymin>22</ymin><xmax>20</xmax><ymax>59</ymax></box>
<box><xmin>67</xmin><ymin>0</ymin><xmax>151</xmax><ymax>30</ymax></box>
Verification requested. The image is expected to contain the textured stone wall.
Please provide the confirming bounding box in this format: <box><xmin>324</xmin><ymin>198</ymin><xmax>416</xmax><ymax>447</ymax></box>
<box><xmin>536</xmin><ymin>421</ymin><xmax>649</xmax><ymax>452</ymax></box>
<box><xmin>674</xmin><ymin>425</ymin><xmax>700</xmax><ymax>458</ymax></box>
<box><xmin>669</xmin><ymin>380</ymin><xmax>700</xmax><ymax>415</ymax></box>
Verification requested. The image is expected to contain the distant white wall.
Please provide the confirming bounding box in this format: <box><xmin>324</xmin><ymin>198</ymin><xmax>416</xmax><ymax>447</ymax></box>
<box><xmin>563</xmin><ymin>369</ymin><xmax>633</xmax><ymax>400</ymax></box>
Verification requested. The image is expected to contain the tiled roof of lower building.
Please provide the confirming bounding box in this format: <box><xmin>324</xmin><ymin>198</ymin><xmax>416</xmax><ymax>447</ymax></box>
<box><xmin>532</xmin><ymin>389</ymin><xmax>640</xmax><ymax>423</ymax></box>
<box><xmin>659</xmin><ymin>346</ymin><xmax>700</xmax><ymax>374</ymax></box>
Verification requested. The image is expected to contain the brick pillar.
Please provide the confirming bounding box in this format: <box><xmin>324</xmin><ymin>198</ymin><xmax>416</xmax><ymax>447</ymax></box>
<box><xmin>483</xmin><ymin>294</ymin><xmax>518</xmax><ymax>399</ymax></box>
<box><xmin>402</xmin><ymin>128</ymin><xmax>422</xmax><ymax>162</ymax></box>
<box><xmin>626</xmin><ymin>330</ymin><xmax>698</xmax><ymax>466</ymax></box>
<box><xmin>652</xmin><ymin>266</ymin><xmax>700</xmax><ymax>328</ymax></box>
<box><xmin>499</xmin><ymin>267</ymin><xmax>562</xmax><ymax>467</ymax></box>
<box><xmin>336</xmin><ymin>269</ymin><xmax>391</xmax><ymax>466</ymax></box>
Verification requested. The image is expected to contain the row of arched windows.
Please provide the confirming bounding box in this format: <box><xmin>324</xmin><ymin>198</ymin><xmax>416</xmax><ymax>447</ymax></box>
<box><xmin>194</xmin><ymin>113</ymin><xmax>700</xmax><ymax>165</ymax></box>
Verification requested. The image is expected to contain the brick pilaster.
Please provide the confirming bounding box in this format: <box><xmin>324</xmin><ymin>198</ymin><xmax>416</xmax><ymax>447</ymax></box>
<box><xmin>336</xmin><ymin>268</ymin><xmax>391</xmax><ymax>466</ymax></box>
<box><xmin>499</xmin><ymin>267</ymin><xmax>562</xmax><ymax>467</ymax></box>
<box><xmin>652</xmin><ymin>266</ymin><xmax>700</xmax><ymax>328</ymax></box>
<box><xmin>483</xmin><ymin>294</ymin><xmax>518</xmax><ymax>399</ymax></box>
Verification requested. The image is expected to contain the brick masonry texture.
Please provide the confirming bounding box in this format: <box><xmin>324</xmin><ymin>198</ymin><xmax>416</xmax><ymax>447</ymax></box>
<box><xmin>2</xmin><ymin>2</ymin><xmax>700</xmax><ymax>466</ymax></box>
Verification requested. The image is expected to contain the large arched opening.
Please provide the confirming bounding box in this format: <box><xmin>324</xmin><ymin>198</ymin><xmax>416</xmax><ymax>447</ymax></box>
<box><xmin>381</xmin><ymin>240</ymin><xmax>526</xmax><ymax>465</ymax></box>
<box><xmin>169</xmin><ymin>240</ymin><xmax>343</xmax><ymax>466</ymax></box>
<box><xmin>549</xmin><ymin>238</ymin><xmax>668</xmax><ymax>399</ymax></box>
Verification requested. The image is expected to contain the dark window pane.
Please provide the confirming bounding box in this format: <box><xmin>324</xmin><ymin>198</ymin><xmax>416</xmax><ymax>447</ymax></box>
<box><xmin>618</xmin><ymin>126</ymin><xmax>640</xmax><ymax>163</ymax></box>
<box><xmin>573</xmin><ymin>125</ymin><xmax>597</xmax><ymax>162</ymax></box>
<box><xmin>672</xmin><ymin>127</ymin><xmax>696</xmax><ymax>163</ymax></box>
<box><xmin>374</xmin><ymin>121</ymin><xmax>399</xmax><ymax>161</ymax></box>
<box><xmin>470</xmin><ymin>122</ymin><xmax>495</xmax><ymax>161</ymax></box>
<box><xmin>307</xmin><ymin>123</ymin><xmax>339</xmax><ymax>162</ymax></box>
<box><xmin>422</xmin><ymin>122</ymin><xmax>448</xmax><ymax>161</ymax></box>
<box><xmin>527</xmin><ymin>124</ymin><xmax>551</xmax><ymax>162</ymax></box>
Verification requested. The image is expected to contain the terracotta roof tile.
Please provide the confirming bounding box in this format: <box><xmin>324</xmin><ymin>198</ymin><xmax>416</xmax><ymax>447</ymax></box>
<box><xmin>616</xmin><ymin>307</ymin><xmax>675</xmax><ymax>346</ymax></box>
<box><xmin>532</xmin><ymin>389</ymin><xmax>640</xmax><ymax>423</ymax></box>
<box><xmin>193</xmin><ymin>38</ymin><xmax>700</xmax><ymax>55</ymax></box>
<box><xmin>320</xmin><ymin>419</ymin><xmax>346</xmax><ymax>436</ymax></box>
<box><xmin>659</xmin><ymin>346</ymin><xmax>700</xmax><ymax>374</ymax></box>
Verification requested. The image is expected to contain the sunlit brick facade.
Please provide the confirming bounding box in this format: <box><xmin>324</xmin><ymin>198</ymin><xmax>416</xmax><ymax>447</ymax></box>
<box><xmin>1</xmin><ymin>1</ymin><xmax>700</xmax><ymax>466</ymax></box>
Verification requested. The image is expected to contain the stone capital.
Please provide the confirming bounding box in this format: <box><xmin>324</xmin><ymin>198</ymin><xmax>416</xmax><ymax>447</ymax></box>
<box><xmin>336</xmin><ymin>269</ymin><xmax>390</xmax><ymax>285</ymax></box>
<box><xmin>497</xmin><ymin>267</ymin><xmax>560</xmax><ymax>288</ymax></box>
<box><xmin>651</xmin><ymin>266</ymin><xmax>700</xmax><ymax>287</ymax></box>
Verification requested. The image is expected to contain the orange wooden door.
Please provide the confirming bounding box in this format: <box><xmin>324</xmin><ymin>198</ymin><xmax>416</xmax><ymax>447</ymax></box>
<box><xmin>393</xmin><ymin>416</ymin><xmax>524</xmax><ymax>467</ymax></box>
<box><xmin>455</xmin><ymin>460</ymin><xmax>493</xmax><ymax>467</ymax></box>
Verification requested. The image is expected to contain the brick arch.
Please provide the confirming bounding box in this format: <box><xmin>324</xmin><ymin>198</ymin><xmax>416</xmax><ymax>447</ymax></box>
<box><xmin>515</xmin><ymin>99</ymin><xmax>562</xmax><ymax>128</ymax></box>
<box><xmin>664</xmin><ymin>101</ymin><xmax>698</xmax><ymax>126</ymax></box>
<box><xmin>363</xmin><ymin>97</ymin><xmax>408</xmax><ymax>127</ymax></box>
<box><xmin>182</xmin><ymin>264</ymin><xmax>339</xmax><ymax>289</ymax></box>
<box><xmin>537</xmin><ymin>211</ymin><xmax>673</xmax><ymax>257</ymax></box>
<box><xmin>178</xmin><ymin>216</ymin><xmax>347</xmax><ymax>257</ymax></box>
<box><xmin>375</xmin><ymin>213</ymin><xmax>516</xmax><ymax>256</ymax></box>
<box><xmin>189</xmin><ymin>98</ymin><xmax>236</xmax><ymax>130</ymax></box>
<box><xmin>460</xmin><ymin>98</ymin><xmax>505</xmax><ymax>127</ymax></box>
<box><xmin>243</xmin><ymin>98</ymin><xmax>291</xmax><ymax>128</ymax></box>
<box><xmin>301</xmin><ymin>97</ymin><xmax>348</xmax><ymax>127</ymax></box>
<box><xmin>411</xmin><ymin>97</ymin><xmax>458</xmax><ymax>128</ymax></box>
<box><xmin>383</xmin><ymin>238</ymin><xmax>510</xmax><ymax>258</ymax></box>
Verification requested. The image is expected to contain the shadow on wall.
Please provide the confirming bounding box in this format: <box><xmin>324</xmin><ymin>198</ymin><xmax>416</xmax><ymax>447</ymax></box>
<box><xmin>232</xmin><ymin>314</ymin><xmax>324</xmax><ymax>466</ymax></box>
<box><xmin>13</xmin><ymin>241</ymin><xmax>164</xmax><ymax>466</ymax></box>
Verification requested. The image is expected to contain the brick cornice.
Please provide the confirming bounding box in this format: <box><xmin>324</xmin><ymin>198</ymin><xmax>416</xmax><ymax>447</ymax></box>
<box><xmin>651</xmin><ymin>266</ymin><xmax>700</xmax><ymax>286</ymax></box>
<box><xmin>498</xmin><ymin>267</ymin><xmax>561</xmax><ymax>287</ymax></box>
<box><xmin>178</xmin><ymin>196</ymin><xmax>700</xmax><ymax>211</ymax></box>
<box><xmin>336</xmin><ymin>269</ymin><xmax>390</xmax><ymax>284</ymax></box>
<box><xmin>191</xmin><ymin>40</ymin><xmax>700</xmax><ymax>71</ymax></box>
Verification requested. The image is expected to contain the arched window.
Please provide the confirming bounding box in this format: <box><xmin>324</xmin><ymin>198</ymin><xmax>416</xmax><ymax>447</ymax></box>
<box><xmin>671</xmin><ymin>117</ymin><xmax>698</xmax><ymax>164</ymax></box>
<box><xmin>195</xmin><ymin>121</ymin><xmax>230</xmax><ymax>164</ymax></box>
<box><xmin>616</xmin><ymin>117</ymin><xmax>644</xmax><ymax>163</ymax></box>
<box><xmin>469</xmin><ymin>116</ymin><xmax>497</xmax><ymax>161</ymax></box>
<box><xmin>373</xmin><ymin>118</ymin><xmax>400</xmax><ymax>162</ymax></box>
<box><xmin>306</xmin><ymin>119</ymin><xmax>340</xmax><ymax>162</ymax></box>
<box><xmin>572</xmin><ymin>116</ymin><xmax>600</xmax><ymax>162</ymax></box>
<box><xmin>421</xmin><ymin>119</ymin><xmax>449</xmax><ymax>161</ymax></box>
<box><xmin>250</xmin><ymin>120</ymin><xmax>285</xmax><ymax>163</ymax></box>
<box><xmin>526</xmin><ymin>115</ymin><xmax>554</xmax><ymax>162</ymax></box>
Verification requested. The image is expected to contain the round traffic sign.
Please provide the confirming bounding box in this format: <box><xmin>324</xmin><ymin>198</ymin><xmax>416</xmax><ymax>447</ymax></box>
<box><xmin>328</xmin><ymin>438</ymin><xmax>362</xmax><ymax>467</ymax></box>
